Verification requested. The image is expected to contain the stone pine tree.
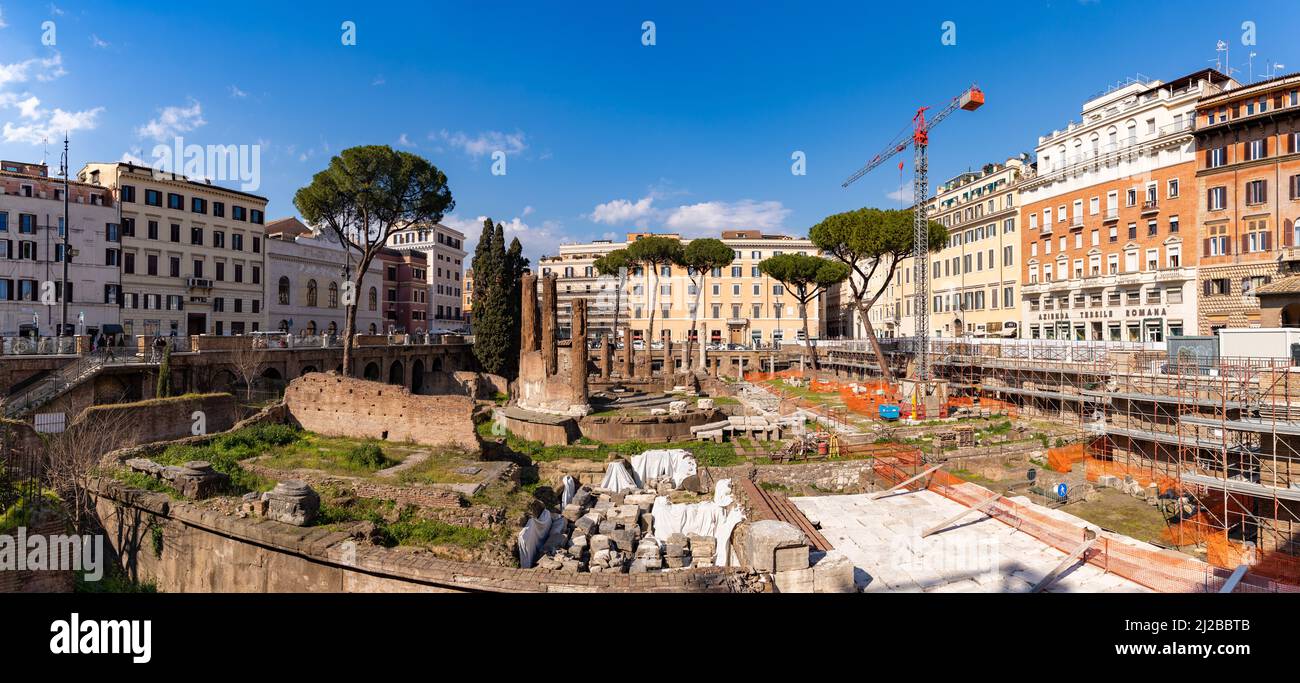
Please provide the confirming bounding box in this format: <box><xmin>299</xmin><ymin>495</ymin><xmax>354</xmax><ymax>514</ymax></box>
<box><xmin>810</xmin><ymin>207</ymin><xmax>946</xmax><ymax>381</ymax></box>
<box><xmin>625</xmin><ymin>235</ymin><xmax>684</xmax><ymax>357</ymax></box>
<box><xmin>757</xmin><ymin>253</ymin><xmax>850</xmax><ymax>371</ymax></box>
<box><xmin>294</xmin><ymin>145</ymin><xmax>454</xmax><ymax>376</ymax></box>
<box><xmin>679</xmin><ymin>238</ymin><xmax>734</xmax><ymax>369</ymax></box>
<box><xmin>593</xmin><ymin>248</ymin><xmax>631</xmax><ymax>347</ymax></box>
<box><xmin>504</xmin><ymin>236</ymin><xmax>528</xmax><ymax>378</ymax></box>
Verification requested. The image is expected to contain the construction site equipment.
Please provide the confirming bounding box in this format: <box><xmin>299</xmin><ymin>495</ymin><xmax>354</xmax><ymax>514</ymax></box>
<box><xmin>921</xmin><ymin>492</ymin><xmax>1003</xmax><ymax>538</ymax></box>
<box><xmin>842</xmin><ymin>84</ymin><xmax>984</xmax><ymax>407</ymax></box>
<box><xmin>871</xmin><ymin>464</ymin><xmax>943</xmax><ymax>500</ymax></box>
<box><xmin>1031</xmin><ymin>534</ymin><xmax>1098</xmax><ymax>593</ymax></box>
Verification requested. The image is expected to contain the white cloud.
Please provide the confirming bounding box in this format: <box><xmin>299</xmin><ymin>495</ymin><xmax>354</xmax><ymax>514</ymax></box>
<box><xmin>585</xmin><ymin>193</ymin><xmax>790</xmax><ymax>236</ymax></box>
<box><xmin>397</xmin><ymin>132</ymin><xmax>414</xmax><ymax>147</ymax></box>
<box><xmin>886</xmin><ymin>183</ymin><xmax>914</xmax><ymax>203</ymax></box>
<box><xmin>2</xmin><ymin>103</ymin><xmax>103</xmax><ymax>144</ymax></box>
<box><xmin>228</xmin><ymin>85</ymin><xmax>248</xmax><ymax>98</ymax></box>
<box><xmin>662</xmin><ymin>200</ymin><xmax>790</xmax><ymax>235</ymax></box>
<box><xmin>450</xmin><ymin>213</ymin><xmax>571</xmax><ymax>265</ymax></box>
<box><xmin>434</xmin><ymin>129</ymin><xmax>527</xmax><ymax>159</ymax></box>
<box><xmin>522</xmin><ymin>205</ymin><xmax>534</xmax><ymax>217</ymax></box>
<box><xmin>120</xmin><ymin>147</ymin><xmax>147</xmax><ymax>164</ymax></box>
<box><xmin>90</xmin><ymin>34</ymin><xmax>109</xmax><ymax>49</ymax></box>
<box><xmin>136</xmin><ymin>100</ymin><xmax>205</xmax><ymax>142</ymax></box>
<box><xmin>372</xmin><ymin>75</ymin><xmax>386</xmax><ymax>86</ymax></box>
<box><xmin>589</xmin><ymin>196</ymin><xmax>655</xmax><ymax>225</ymax></box>
<box><xmin>0</xmin><ymin>53</ymin><xmax>65</xmax><ymax>88</ymax></box>
<box><xmin>0</xmin><ymin>7</ymin><xmax>8</xmax><ymax>29</ymax></box>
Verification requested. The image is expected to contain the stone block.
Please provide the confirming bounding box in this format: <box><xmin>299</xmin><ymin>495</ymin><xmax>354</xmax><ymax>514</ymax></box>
<box><xmin>774</xmin><ymin>566</ymin><xmax>816</xmax><ymax>593</ymax></box>
<box><xmin>638</xmin><ymin>513</ymin><xmax>655</xmax><ymax>535</ymax></box>
<box><xmin>742</xmin><ymin>520</ymin><xmax>809</xmax><ymax>573</ymax></box>
<box><xmin>811</xmin><ymin>550</ymin><xmax>857</xmax><ymax>593</ymax></box>
<box><xmin>609</xmin><ymin>528</ymin><xmax>634</xmax><ymax>552</ymax></box>
<box><xmin>664</xmin><ymin>554</ymin><xmax>691</xmax><ymax>569</ymax></box>
<box><xmin>625</xmin><ymin>493</ymin><xmax>657</xmax><ymax>511</ymax></box>
<box><xmin>598</xmin><ymin>520</ymin><xmax>618</xmax><ymax>535</ymax></box>
<box><xmin>688</xmin><ymin>534</ymin><xmax>716</xmax><ymax>560</ymax></box>
<box><xmin>668</xmin><ymin>400</ymin><xmax>689</xmax><ymax>414</ymax></box>
<box><xmin>265</xmin><ymin>480</ymin><xmax>320</xmax><ymax>526</ymax></box>
<box><xmin>590</xmin><ymin>534</ymin><xmax>612</xmax><ymax>552</ymax></box>
<box><xmin>562</xmin><ymin>504</ymin><xmax>582</xmax><ymax>521</ymax></box>
<box><xmin>697</xmin><ymin>398</ymin><xmax>715</xmax><ymax>410</ymax></box>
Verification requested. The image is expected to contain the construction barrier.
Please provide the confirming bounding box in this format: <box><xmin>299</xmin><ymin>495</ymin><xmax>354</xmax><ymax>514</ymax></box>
<box><xmin>869</xmin><ymin>455</ymin><xmax>1300</xmax><ymax>593</ymax></box>
<box><xmin>1046</xmin><ymin>443</ymin><xmax>1086</xmax><ymax>473</ymax></box>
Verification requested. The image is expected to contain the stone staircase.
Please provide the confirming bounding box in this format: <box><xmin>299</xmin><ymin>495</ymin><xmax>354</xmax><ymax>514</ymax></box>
<box><xmin>3</xmin><ymin>353</ymin><xmax>109</xmax><ymax>418</ymax></box>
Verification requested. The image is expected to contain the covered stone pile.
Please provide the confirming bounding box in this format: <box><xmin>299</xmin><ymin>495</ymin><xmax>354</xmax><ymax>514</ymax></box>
<box><xmin>531</xmin><ymin>484</ymin><xmax>719</xmax><ymax>574</ymax></box>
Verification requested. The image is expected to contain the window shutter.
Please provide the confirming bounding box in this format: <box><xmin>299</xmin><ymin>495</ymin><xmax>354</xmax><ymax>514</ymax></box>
<box><xmin>1204</xmin><ymin>238</ymin><xmax>1212</xmax><ymax>256</ymax></box>
<box><xmin>1241</xmin><ymin>234</ymin><xmax>1250</xmax><ymax>253</ymax></box>
<box><xmin>1263</xmin><ymin>231</ymin><xmax>1272</xmax><ymax>252</ymax></box>
<box><xmin>1204</xmin><ymin>280</ymin><xmax>1211</xmax><ymax>296</ymax></box>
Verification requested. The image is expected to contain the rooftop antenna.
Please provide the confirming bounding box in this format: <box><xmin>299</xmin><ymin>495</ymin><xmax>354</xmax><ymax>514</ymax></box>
<box><xmin>1215</xmin><ymin>40</ymin><xmax>1239</xmax><ymax>78</ymax></box>
<box><xmin>1249</xmin><ymin>51</ymin><xmax>1257</xmax><ymax>82</ymax></box>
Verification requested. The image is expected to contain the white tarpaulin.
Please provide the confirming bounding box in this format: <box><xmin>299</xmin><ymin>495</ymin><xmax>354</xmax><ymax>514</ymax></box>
<box><xmin>650</xmin><ymin>480</ymin><xmax>745</xmax><ymax>567</ymax></box>
<box><xmin>600</xmin><ymin>460</ymin><xmax>639</xmax><ymax>492</ymax></box>
<box><xmin>628</xmin><ymin>449</ymin><xmax>697</xmax><ymax>488</ymax></box>
<box><xmin>561</xmin><ymin>475</ymin><xmax>577</xmax><ymax>507</ymax></box>
<box><xmin>517</xmin><ymin>510</ymin><xmax>567</xmax><ymax>569</ymax></box>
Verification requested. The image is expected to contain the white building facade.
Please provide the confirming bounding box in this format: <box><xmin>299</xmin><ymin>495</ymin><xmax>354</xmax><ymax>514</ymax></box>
<box><xmin>388</xmin><ymin>222</ymin><xmax>467</xmax><ymax>330</ymax></box>
<box><xmin>264</xmin><ymin>218</ymin><xmax>383</xmax><ymax>336</ymax></box>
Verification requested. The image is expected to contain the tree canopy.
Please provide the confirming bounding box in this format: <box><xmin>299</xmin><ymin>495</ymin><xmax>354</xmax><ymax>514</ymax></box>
<box><xmin>294</xmin><ymin>145</ymin><xmax>454</xmax><ymax>375</ymax></box>
<box><xmin>471</xmin><ymin>219</ymin><xmax>526</xmax><ymax>378</ymax></box>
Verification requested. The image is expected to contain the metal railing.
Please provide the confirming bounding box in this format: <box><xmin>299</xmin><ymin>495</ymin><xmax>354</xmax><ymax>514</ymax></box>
<box><xmin>1</xmin><ymin>336</ymin><xmax>78</xmax><ymax>356</ymax></box>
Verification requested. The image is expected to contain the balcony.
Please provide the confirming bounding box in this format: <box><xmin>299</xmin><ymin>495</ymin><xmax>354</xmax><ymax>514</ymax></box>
<box><xmin>1069</xmin><ymin>217</ymin><xmax>1085</xmax><ymax>229</ymax></box>
<box><xmin>1080</xmin><ymin>274</ymin><xmax>1116</xmax><ymax>289</ymax></box>
<box><xmin>187</xmin><ymin>277</ymin><xmax>213</xmax><ymax>289</ymax></box>
<box><xmin>1280</xmin><ymin>246</ymin><xmax>1300</xmax><ymax>263</ymax></box>
<box><xmin>725</xmin><ymin>318</ymin><xmax>748</xmax><ymax>327</ymax></box>
<box><xmin>1141</xmin><ymin>199</ymin><xmax>1160</xmax><ymax>215</ymax></box>
<box><xmin>1103</xmin><ymin>209</ymin><xmax>1119</xmax><ymax>222</ymax></box>
<box><xmin>1154</xmin><ymin>266</ymin><xmax>1195</xmax><ymax>282</ymax></box>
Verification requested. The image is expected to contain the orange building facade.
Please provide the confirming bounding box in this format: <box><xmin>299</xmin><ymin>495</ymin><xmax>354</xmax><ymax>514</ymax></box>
<box><xmin>1194</xmin><ymin>74</ymin><xmax>1300</xmax><ymax>332</ymax></box>
<box><xmin>1019</xmin><ymin>70</ymin><xmax>1235</xmax><ymax>341</ymax></box>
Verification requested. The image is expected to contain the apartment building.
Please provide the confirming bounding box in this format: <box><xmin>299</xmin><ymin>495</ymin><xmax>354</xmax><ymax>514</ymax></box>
<box><xmin>0</xmin><ymin>160</ymin><xmax>121</xmax><ymax>337</ymax></box>
<box><xmin>1018</xmin><ymin>70</ymin><xmax>1236</xmax><ymax>342</ymax></box>
<box><xmin>378</xmin><ymin>248</ymin><xmax>430</xmax><ymax>334</ymax></box>
<box><xmin>462</xmin><ymin>268</ymin><xmax>474</xmax><ymax>326</ymax></box>
<box><xmin>539</xmin><ymin>230</ymin><xmax>825</xmax><ymax>346</ymax></box>
<box><xmin>264</xmin><ymin>217</ymin><xmax>383</xmax><ymax>336</ymax></box>
<box><xmin>890</xmin><ymin>156</ymin><xmax>1029</xmax><ymax>338</ymax></box>
<box><xmin>78</xmin><ymin>162</ymin><xmax>268</xmax><ymax>339</ymax></box>
<box><xmin>1194</xmin><ymin>73</ymin><xmax>1300</xmax><ymax>332</ymax></box>
<box><xmin>388</xmin><ymin>222</ymin><xmax>467</xmax><ymax>329</ymax></box>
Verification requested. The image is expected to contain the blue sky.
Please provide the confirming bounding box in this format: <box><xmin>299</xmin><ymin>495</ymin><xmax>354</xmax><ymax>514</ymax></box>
<box><xmin>0</xmin><ymin>1</ymin><xmax>1297</xmax><ymax>265</ymax></box>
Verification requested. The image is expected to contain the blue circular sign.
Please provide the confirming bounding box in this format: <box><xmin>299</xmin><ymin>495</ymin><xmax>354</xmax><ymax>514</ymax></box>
<box><xmin>1056</xmin><ymin>483</ymin><xmax>1068</xmax><ymax>498</ymax></box>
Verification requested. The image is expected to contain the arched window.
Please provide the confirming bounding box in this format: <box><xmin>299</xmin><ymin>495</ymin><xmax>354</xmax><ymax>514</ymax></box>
<box><xmin>328</xmin><ymin>282</ymin><xmax>339</xmax><ymax>308</ymax></box>
<box><xmin>307</xmin><ymin>279</ymin><xmax>318</xmax><ymax>307</ymax></box>
<box><xmin>278</xmin><ymin>276</ymin><xmax>290</xmax><ymax>305</ymax></box>
<box><xmin>306</xmin><ymin>320</ymin><xmax>317</xmax><ymax>335</ymax></box>
<box><xmin>279</xmin><ymin>319</ymin><xmax>289</xmax><ymax>332</ymax></box>
<box><xmin>368</xmin><ymin>323</ymin><xmax>377</xmax><ymax>334</ymax></box>
<box><xmin>327</xmin><ymin>321</ymin><xmax>338</xmax><ymax>335</ymax></box>
<box><xmin>368</xmin><ymin>286</ymin><xmax>378</xmax><ymax>311</ymax></box>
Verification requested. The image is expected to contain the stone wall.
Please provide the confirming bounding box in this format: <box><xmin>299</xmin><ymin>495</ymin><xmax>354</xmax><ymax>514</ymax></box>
<box><xmin>703</xmin><ymin>460</ymin><xmax>878</xmax><ymax>494</ymax></box>
<box><xmin>73</xmin><ymin>393</ymin><xmax>238</xmax><ymax>452</ymax></box>
<box><xmin>283</xmin><ymin>373</ymin><xmax>478</xmax><ymax>450</ymax></box>
<box><xmin>578</xmin><ymin>409</ymin><xmax>720</xmax><ymax>444</ymax></box>
<box><xmin>87</xmin><ymin>477</ymin><xmax>743</xmax><ymax>593</ymax></box>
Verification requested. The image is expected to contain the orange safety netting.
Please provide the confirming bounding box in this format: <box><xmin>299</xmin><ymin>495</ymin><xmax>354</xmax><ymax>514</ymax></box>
<box><xmin>1046</xmin><ymin>443</ymin><xmax>1087</xmax><ymax>473</ymax></box>
<box><xmin>1082</xmin><ymin>455</ymin><xmax>1179</xmax><ymax>494</ymax></box>
<box><xmin>947</xmin><ymin>395</ymin><xmax>1020</xmax><ymax>419</ymax></box>
<box><xmin>868</xmin><ymin>454</ymin><xmax>1300</xmax><ymax>593</ymax></box>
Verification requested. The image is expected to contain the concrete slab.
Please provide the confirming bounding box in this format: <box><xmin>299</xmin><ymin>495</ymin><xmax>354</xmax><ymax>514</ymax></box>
<box><xmin>791</xmin><ymin>491</ymin><xmax>1151</xmax><ymax>594</ymax></box>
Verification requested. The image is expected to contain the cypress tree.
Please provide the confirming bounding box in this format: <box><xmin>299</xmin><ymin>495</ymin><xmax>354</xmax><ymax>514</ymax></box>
<box><xmin>471</xmin><ymin>219</ymin><xmax>510</xmax><ymax>376</ymax></box>
<box><xmin>156</xmin><ymin>344</ymin><xmax>172</xmax><ymax>398</ymax></box>
<box><xmin>504</xmin><ymin>236</ymin><xmax>528</xmax><ymax>379</ymax></box>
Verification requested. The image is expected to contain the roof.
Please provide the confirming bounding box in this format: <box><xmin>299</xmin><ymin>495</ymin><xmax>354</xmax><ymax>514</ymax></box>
<box><xmin>1255</xmin><ymin>275</ymin><xmax>1300</xmax><ymax>297</ymax></box>
<box><xmin>1199</xmin><ymin>71</ymin><xmax>1300</xmax><ymax>106</ymax></box>
<box><xmin>264</xmin><ymin>216</ymin><xmax>311</xmax><ymax>238</ymax></box>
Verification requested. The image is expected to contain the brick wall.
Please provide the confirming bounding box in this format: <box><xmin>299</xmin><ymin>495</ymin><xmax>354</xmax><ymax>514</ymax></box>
<box><xmin>86</xmin><ymin>477</ymin><xmax>745</xmax><ymax>593</ymax></box>
<box><xmin>73</xmin><ymin>393</ymin><xmax>237</xmax><ymax>452</ymax></box>
<box><xmin>283</xmin><ymin>374</ymin><xmax>478</xmax><ymax>450</ymax></box>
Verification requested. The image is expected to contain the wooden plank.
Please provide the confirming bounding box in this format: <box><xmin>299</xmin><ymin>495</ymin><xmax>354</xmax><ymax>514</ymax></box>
<box><xmin>871</xmin><ymin>465</ymin><xmax>942</xmax><ymax>500</ymax></box>
<box><xmin>921</xmin><ymin>493</ymin><xmax>1003</xmax><ymax>538</ymax></box>
<box><xmin>1218</xmin><ymin>564</ymin><xmax>1250</xmax><ymax>594</ymax></box>
<box><xmin>1030</xmin><ymin>537</ymin><xmax>1097</xmax><ymax>593</ymax></box>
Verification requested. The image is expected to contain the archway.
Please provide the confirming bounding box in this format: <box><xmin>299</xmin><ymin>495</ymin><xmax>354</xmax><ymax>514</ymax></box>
<box><xmin>299</xmin><ymin>365</ymin><xmax>318</xmax><ymax>377</ymax></box>
<box><xmin>388</xmin><ymin>360</ymin><xmax>405</xmax><ymax>386</ymax></box>
<box><xmin>432</xmin><ymin>356</ymin><xmax>443</xmax><ymax>372</ymax></box>
<box><xmin>1282</xmin><ymin>303</ymin><xmax>1300</xmax><ymax>328</ymax></box>
<box><xmin>260</xmin><ymin>367</ymin><xmax>282</xmax><ymax>381</ymax></box>
<box><xmin>411</xmin><ymin>359</ymin><xmax>425</xmax><ymax>394</ymax></box>
<box><xmin>363</xmin><ymin>362</ymin><xmax>381</xmax><ymax>381</ymax></box>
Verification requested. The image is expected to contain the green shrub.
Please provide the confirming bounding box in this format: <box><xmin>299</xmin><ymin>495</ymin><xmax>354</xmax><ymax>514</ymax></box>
<box><xmin>343</xmin><ymin>442</ymin><xmax>390</xmax><ymax>469</ymax></box>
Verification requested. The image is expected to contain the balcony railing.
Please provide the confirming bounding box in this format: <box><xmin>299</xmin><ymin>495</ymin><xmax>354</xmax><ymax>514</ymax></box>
<box><xmin>1141</xmin><ymin>199</ymin><xmax>1160</xmax><ymax>214</ymax></box>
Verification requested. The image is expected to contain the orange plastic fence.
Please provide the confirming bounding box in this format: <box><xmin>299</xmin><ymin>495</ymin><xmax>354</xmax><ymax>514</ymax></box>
<box><xmin>947</xmin><ymin>395</ymin><xmax>1019</xmax><ymax>419</ymax></box>
<box><xmin>1046</xmin><ymin>444</ymin><xmax>1086</xmax><ymax>473</ymax></box>
<box><xmin>868</xmin><ymin>455</ymin><xmax>1300</xmax><ymax>593</ymax></box>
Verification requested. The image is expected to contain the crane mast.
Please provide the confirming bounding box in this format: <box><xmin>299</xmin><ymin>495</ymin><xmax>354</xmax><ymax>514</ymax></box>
<box><xmin>842</xmin><ymin>85</ymin><xmax>983</xmax><ymax>402</ymax></box>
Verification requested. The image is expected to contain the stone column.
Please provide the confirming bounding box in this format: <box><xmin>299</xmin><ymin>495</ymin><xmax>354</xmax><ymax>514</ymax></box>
<box><xmin>521</xmin><ymin>273</ymin><xmax>540</xmax><ymax>353</ymax></box>
<box><xmin>571</xmin><ymin>298</ymin><xmax>589</xmax><ymax>405</ymax></box>
<box><xmin>541</xmin><ymin>274</ymin><xmax>558</xmax><ymax>376</ymax></box>
<box><xmin>662</xmin><ymin>330</ymin><xmax>674</xmax><ymax>390</ymax></box>
<box><xmin>600</xmin><ymin>333</ymin><xmax>611</xmax><ymax>380</ymax></box>
<box><xmin>699</xmin><ymin>323</ymin><xmax>708</xmax><ymax>370</ymax></box>
<box><xmin>623</xmin><ymin>325</ymin><xmax>634</xmax><ymax>379</ymax></box>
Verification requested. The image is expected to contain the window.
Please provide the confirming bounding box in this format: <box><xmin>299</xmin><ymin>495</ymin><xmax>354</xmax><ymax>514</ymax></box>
<box><xmin>1003</xmin><ymin>245</ymin><xmax>1013</xmax><ymax>266</ymax></box>
<box><xmin>167</xmin><ymin>193</ymin><xmax>184</xmax><ymax>210</ymax></box>
<box><xmin>1244</xmin><ymin>139</ymin><xmax>1267</xmax><ymax>161</ymax></box>
<box><xmin>1245</xmin><ymin>179</ymin><xmax>1268</xmax><ymax>205</ymax></box>
<box><xmin>1206</xmin><ymin>278</ymin><xmax>1230</xmax><ymax>296</ymax></box>
<box><xmin>232</xmin><ymin>206</ymin><xmax>247</xmax><ymax>222</ymax></box>
<box><xmin>328</xmin><ymin>282</ymin><xmax>339</xmax><ymax>308</ymax></box>
<box><xmin>1244</xmin><ymin>218</ymin><xmax>1271</xmax><ymax>253</ymax></box>
<box><xmin>1168</xmin><ymin>178</ymin><xmax>1179</xmax><ymax>198</ymax></box>
<box><xmin>145</xmin><ymin>189</ymin><xmax>162</xmax><ymax>206</ymax></box>
<box><xmin>1207</xmin><ymin>147</ymin><xmax>1227</xmax><ymax>168</ymax></box>
<box><xmin>121</xmin><ymin>185</ymin><xmax>136</xmax><ymax>203</ymax></box>
<box><xmin>1126</xmin><ymin>188</ymin><xmax>1137</xmax><ymax>207</ymax></box>
<box><xmin>307</xmin><ymin>279</ymin><xmax>318</xmax><ymax>307</ymax></box>
<box><xmin>1208</xmin><ymin>186</ymin><xmax>1227</xmax><ymax>211</ymax></box>
<box><xmin>213</xmin><ymin>202</ymin><xmax>225</xmax><ymax>218</ymax></box>
<box><xmin>170</xmin><ymin>224</ymin><xmax>181</xmax><ymax>242</ymax></box>
<box><xmin>1206</xmin><ymin>224</ymin><xmax>1230</xmax><ymax>256</ymax></box>
<box><xmin>192</xmin><ymin>197</ymin><xmax>207</xmax><ymax>214</ymax></box>
<box><xmin>169</xmin><ymin>257</ymin><xmax>180</xmax><ymax>278</ymax></box>
<box><xmin>191</xmin><ymin>227</ymin><xmax>203</xmax><ymax>245</ymax></box>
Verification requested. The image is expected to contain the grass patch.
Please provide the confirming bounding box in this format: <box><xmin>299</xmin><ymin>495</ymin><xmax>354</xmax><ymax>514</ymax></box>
<box><xmin>486</xmin><ymin>426</ymin><xmax>745</xmax><ymax>467</ymax></box>
<box><xmin>151</xmin><ymin>422</ymin><xmax>305</xmax><ymax>494</ymax></box>
<box><xmin>395</xmin><ymin>446</ymin><xmax>480</xmax><ymax>485</ymax></box>
<box><xmin>315</xmin><ymin>492</ymin><xmax>495</xmax><ymax>550</ymax></box>
<box><xmin>111</xmin><ymin>470</ymin><xmax>181</xmax><ymax>498</ymax></box>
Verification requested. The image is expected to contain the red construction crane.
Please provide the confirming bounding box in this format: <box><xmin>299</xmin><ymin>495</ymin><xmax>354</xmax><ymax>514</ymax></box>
<box><xmin>842</xmin><ymin>85</ymin><xmax>984</xmax><ymax>391</ymax></box>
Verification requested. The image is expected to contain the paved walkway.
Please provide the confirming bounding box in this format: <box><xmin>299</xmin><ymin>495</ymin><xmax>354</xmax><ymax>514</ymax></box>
<box><xmin>791</xmin><ymin>491</ymin><xmax>1150</xmax><ymax>593</ymax></box>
